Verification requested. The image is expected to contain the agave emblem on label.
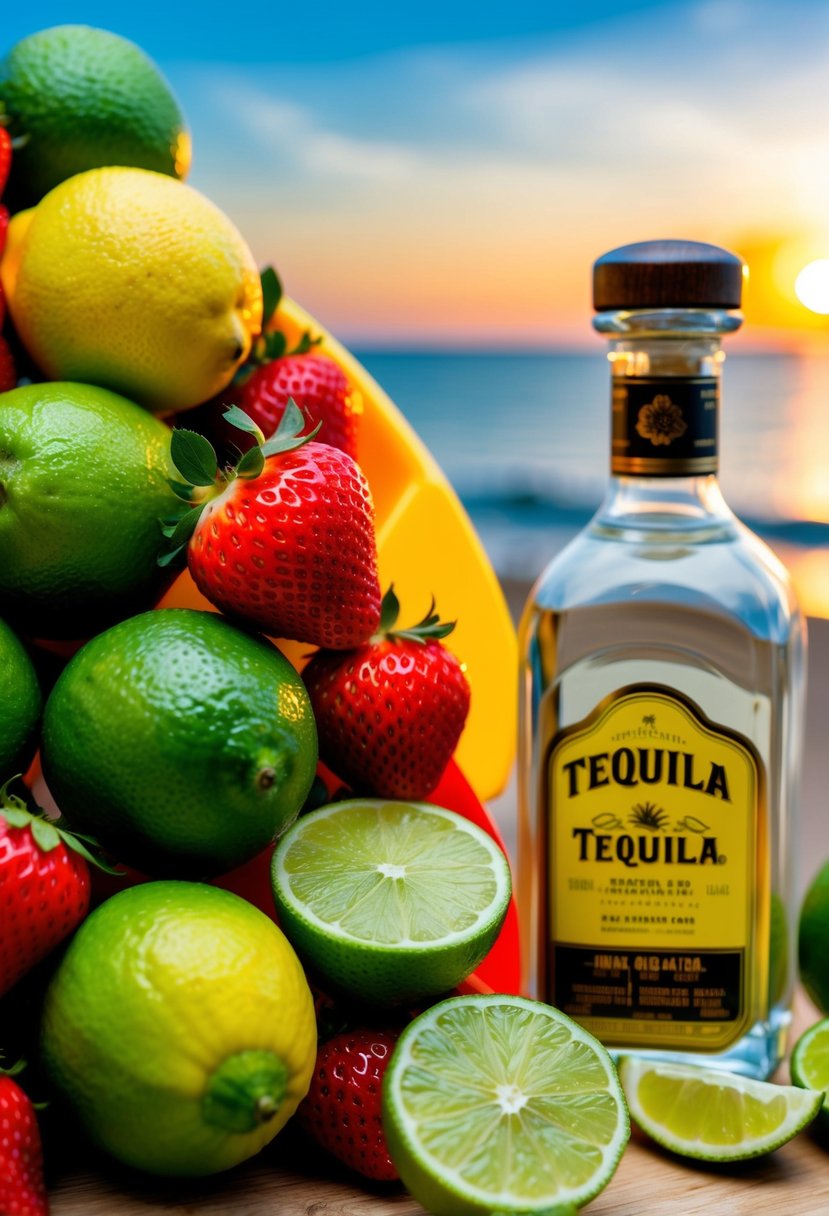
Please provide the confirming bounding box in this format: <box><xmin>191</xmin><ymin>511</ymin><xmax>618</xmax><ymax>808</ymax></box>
<box><xmin>636</xmin><ymin>395</ymin><xmax>687</xmax><ymax>446</ymax></box>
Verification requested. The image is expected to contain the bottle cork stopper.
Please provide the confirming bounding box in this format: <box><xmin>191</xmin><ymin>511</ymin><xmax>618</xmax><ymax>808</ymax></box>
<box><xmin>593</xmin><ymin>239</ymin><xmax>744</xmax><ymax>311</ymax></box>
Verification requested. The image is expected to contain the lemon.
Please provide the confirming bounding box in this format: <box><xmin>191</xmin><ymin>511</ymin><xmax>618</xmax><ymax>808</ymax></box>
<box><xmin>618</xmin><ymin>1057</ymin><xmax>822</xmax><ymax>1161</ymax></box>
<box><xmin>41</xmin><ymin>610</ymin><xmax>318</xmax><ymax>877</ymax></box>
<box><xmin>40</xmin><ymin>881</ymin><xmax>317</xmax><ymax>1176</ymax></box>
<box><xmin>0</xmin><ymin>616</ymin><xmax>41</xmax><ymax>779</ymax></box>
<box><xmin>271</xmin><ymin>799</ymin><xmax>512</xmax><ymax>1004</ymax></box>
<box><xmin>0</xmin><ymin>25</ymin><xmax>190</xmax><ymax>208</ymax></box>
<box><xmin>0</xmin><ymin>381</ymin><xmax>179</xmax><ymax>639</ymax></box>
<box><xmin>790</xmin><ymin>1018</ymin><xmax>829</xmax><ymax>1131</ymax></box>
<box><xmin>3</xmin><ymin>168</ymin><xmax>262</xmax><ymax>412</ymax></box>
<box><xmin>799</xmin><ymin>860</ymin><xmax>829</xmax><ymax>1014</ymax></box>
<box><xmin>383</xmin><ymin>995</ymin><xmax>629</xmax><ymax>1216</ymax></box>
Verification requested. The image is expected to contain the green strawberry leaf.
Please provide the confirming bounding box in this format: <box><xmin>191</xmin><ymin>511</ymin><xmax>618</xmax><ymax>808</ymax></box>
<box><xmin>379</xmin><ymin>585</ymin><xmax>401</xmax><ymax>633</ymax></box>
<box><xmin>170</xmin><ymin>429</ymin><xmax>218</xmax><ymax>487</ymax></box>
<box><xmin>260</xmin><ymin>266</ymin><xmax>283</xmax><ymax>329</ymax></box>
<box><xmin>223</xmin><ymin>405</ymin><xmax>265</xmax><ymax>442</ymax></box>
<box><xmin>167</xmin><ymin>477</ymin><xmax>197</xmax><ymax>502</ymax></box>
<box><xmin>237</xmin><ymin>445</ymin><xmax>265</xmax><ymax>479</ymax></box>
<box><xmin>29</xmin><ymin>817</ymin><xmax>60</xmax><ymax>853</ymax></box>
<box><xmin>168</xmin><ymin>504</ymin><xmax>205</xmax><ymax>550</ymax></box>
<box><xmin>158</xmin><ymin>543</ymin><xmax>187</xmax><ymax>569</ymax></box>
<box><xmin>292</xmin><ymin>329</ymin><xmax>320</xmax><ymax>355</ymax></box>
<box><xmin>259</xmin><ymin>398</ymin><xmax>322</xmax><ymax>457</ymax></box>
<box><xmin>264</xmin><ymin>330</ymin><xmax>287</xmax><ymax>361</ymax></box>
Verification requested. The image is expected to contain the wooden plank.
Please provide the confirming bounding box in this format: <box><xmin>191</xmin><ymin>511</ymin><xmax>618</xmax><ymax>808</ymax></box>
<box><xmin>49</xmin><ymin>991</ymin><xmax>829</xmax><ymax>1215</ymax></box>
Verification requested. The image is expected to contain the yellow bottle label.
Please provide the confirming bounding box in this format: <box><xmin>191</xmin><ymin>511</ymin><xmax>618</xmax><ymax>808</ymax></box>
<box><xmin>545</xmin><ymin>684</ymin><xmax>767</xmax><ymax>1052</ymax></box>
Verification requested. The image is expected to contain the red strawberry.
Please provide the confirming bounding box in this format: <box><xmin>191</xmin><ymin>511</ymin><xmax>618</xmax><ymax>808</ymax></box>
<box><xmin>164</xmin><ymin>401</ymin><xmax>381</xmax><ymax>649</ymax></box>
<box><xmin>0</xmin><ymin>334</ymin><xmax>17</xmax><ymax>392</ymax></box>
<box><xmin>191</xmin><ymin>352</ymin><xmax>360</xmax><ymax>461</ymax></box>
<box><xmin>0</xmin><ymin>127</ymin><xmax>11</xmax><ymax>200</ymax></box>
<box><xmin>303</xmin><ymin>587</ymin><xmax>471</xmax><ymax>799</ymax></box>
<box><xmin>0</xmin><ymin>203</ymin><xmax>9</xmax><ymax>256</ymax></box>
<box><xmin>298</xmin><ymin>1028</ymin><xmax>399</xmax><ymax>1182</ymax></box>
<box><xmin>0</xmin><ymin>1066</ymin><xmax>48</xmax><ymax>1216</ymax></box>
<box><xmin>0</xmin><ymin>780</ymin><xmax>103</xmax><ymax>996</ymax></box>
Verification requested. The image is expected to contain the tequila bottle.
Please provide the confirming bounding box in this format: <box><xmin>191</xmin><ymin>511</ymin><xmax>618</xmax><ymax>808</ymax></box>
<box><xmin>518</xmin><ymin>240</ymin><xmax>805</xmax><ymax>1079</ymax></box>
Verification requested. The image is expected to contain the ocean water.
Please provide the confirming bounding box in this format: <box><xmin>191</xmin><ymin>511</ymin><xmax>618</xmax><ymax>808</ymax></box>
<box><xmin>356</xmin><ymin>349</ymin><xmax>829</xmax><ymax>600</ymax></box>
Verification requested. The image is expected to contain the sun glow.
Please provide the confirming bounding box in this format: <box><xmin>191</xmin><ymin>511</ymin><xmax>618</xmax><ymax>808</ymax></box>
<box><xmin>795</xmin><ymin>259</ymin><xmax>829</xmax><ymax>315</ymax></box>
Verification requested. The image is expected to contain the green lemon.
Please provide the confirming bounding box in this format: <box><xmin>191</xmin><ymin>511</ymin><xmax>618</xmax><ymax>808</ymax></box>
<box><xmin>0</xmin><ymin>616</ymin><xmax>41</xmax><ymax>779</ymax></box>
<box><xmin>41</xmin><ymin>609</ymin><xmax>318</xmax><ymax>877</ymax></box>
<box><xmin>0</xmin><ymin>382</ymin><xmax>179</xmax><ymax>639</ymax></box>
<box><xmin>618</xmin><ymin>1057</ymin><xmax>822</xmax><ymax>1161</ymax></box>
<box><xmin>382</xmin><ymin>995</ymin><xmax>628</xmax><ymax>1216</ymax></box>
<box><xmin>799</xmin><ymin>860</ymin><xmax>829</xmax><ymax>1014</ymax></box>
<box><xmin>40</xmin><ymin>882</ymin><xmax>317</xmax><ymax>1176</ymax></box>
<box><xmin>0</xmin><ymin>25</ymin><xmax>190</xmax><ymax>208</ymax></box>
<box><xmin>790</xmin><ymin>1018</ymin><xmax>829</xmax><ymax>1132</ymax></box>
<box><xmin>271</xmin><ymin>799</ymin><xmax>512</xmax><ymax>1004</ymax></box>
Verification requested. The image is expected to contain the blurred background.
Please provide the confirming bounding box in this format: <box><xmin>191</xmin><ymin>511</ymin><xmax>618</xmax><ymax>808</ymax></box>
<box><xmin>8</xmin><ymin>0</ymin><xmax>829</xmax><ymax>614</ymax></box>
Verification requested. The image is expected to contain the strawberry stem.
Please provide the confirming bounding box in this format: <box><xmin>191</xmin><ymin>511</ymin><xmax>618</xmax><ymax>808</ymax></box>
<box><xmin>371</xmin><ymin>586</ymin><xmax>457</xmax><ymax>645</ymax></box>
<box><xmin>0</xmin><ymin>777</ymin><xmax>122</xmax><ymax>874</ymax></box>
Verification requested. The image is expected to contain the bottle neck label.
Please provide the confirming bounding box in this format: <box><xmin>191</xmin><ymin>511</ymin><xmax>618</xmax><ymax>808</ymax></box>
<box><xmin>611</xmin><ymin>376</ymin><xmax>719</xmax><ymax>477</ymax></box>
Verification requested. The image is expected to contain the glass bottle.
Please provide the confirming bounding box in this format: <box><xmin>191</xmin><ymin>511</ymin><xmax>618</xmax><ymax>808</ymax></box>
<box><xmin>518</xmin><ymin>240</ymin><xmax>805</xmax><ymax>1080</ymax></box>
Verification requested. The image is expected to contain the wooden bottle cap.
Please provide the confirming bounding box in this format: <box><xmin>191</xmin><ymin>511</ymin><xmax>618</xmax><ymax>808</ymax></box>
<box><xmin>593</xmin><ymin>239</ymin><xmax>744</xmax><ymax>310</ymax></box>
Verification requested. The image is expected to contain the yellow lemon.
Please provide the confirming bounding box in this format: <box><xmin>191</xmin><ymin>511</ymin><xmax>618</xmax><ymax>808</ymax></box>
<box><xmin>3</xmin><ymin>167</ymin><xmax>262</xmax><ymax>412</ymax></box>
<box><xmin>41</xmin><ymin>882</ymin><xmax>317</xmax><ymax>1176</ymax></box>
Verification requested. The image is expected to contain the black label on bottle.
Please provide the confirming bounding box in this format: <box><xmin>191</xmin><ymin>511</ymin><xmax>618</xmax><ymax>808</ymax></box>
<box><xmin>612</xmin><ymin>377</ymin><xmax>718</xmax><ymax>477</ymax></box>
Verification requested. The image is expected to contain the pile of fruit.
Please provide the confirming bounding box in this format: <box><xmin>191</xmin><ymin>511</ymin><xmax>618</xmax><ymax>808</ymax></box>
<box><xmin>4</xmin><ymin>22</ymin><xmax>829</xmax><ymax>1216</ymax></box>
<box><xmin>0</xmin><ymin>23</ymin><xmax>629</xmax><ymax>1216</ymax></box>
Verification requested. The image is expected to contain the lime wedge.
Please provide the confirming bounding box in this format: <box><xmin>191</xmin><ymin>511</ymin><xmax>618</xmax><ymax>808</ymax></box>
<box><xmin>619</xmin><ymin>1056</ymin><xmax>823</xmax><ymax>1161</ymax></box>
<box><xmin>270</xmin><ymin>800</ymin><xmax>511</xmax><ymax>1005</ymax></box>
<box><xmin>791</xmin><ymin>1018</ymin><xmax>829</xmax><ymax>1130</ymax></box>
<box><xmin>382</xmin><ymin>994</ymin><xmax>629</xmax><ymax>1216</ymax></box>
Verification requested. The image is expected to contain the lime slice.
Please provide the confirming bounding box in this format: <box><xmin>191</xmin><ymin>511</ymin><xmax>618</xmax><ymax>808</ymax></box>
<box><xmin>791</xmin><ymin>1018</ymin><xmax>829</xmax><ymax>1130</ymax></box>
<box><xmin>619</xmin><ymin>1056</ymin><xmax>823</xmax><ymax>1161</ymax></box>
<box><xmin>270</xmin><ymin>800</ymin><xmax>511</xmax><ymax>1005</ymax></box>
<box><xmin>382</xmin><ymin>994</ymin><xmax>628</xmax><ymax>1216</ymax></box>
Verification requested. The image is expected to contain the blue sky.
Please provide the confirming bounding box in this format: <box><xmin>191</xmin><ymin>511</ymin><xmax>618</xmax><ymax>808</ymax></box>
<box><xmin>6</xmin><ymin>3</ymin><xmax>829</xmax><ymax>345</ymax></box>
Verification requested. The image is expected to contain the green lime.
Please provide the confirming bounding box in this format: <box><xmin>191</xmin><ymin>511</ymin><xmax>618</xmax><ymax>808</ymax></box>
<box><xmin>41</xmin><ymin>609</ymin><xmax>318</xmax><ymax>876</ymax></box>
<box><xmin>41</xmin><ymin>881</ymin><xmax>317</xmax><ymax>1176</ymax></box>
<box><xmin>0</xmin><ymin>25</ymin><xmax>190</xmax><ymax>208</ymax></box>
<box><xmin>791</xmin><ymin>1018</ymin><xmax>829</xmax><ymax>1131</ymax></box>
<box><xmin>271</xmin><ymin>799</ymin><xmax>512</xmax><ymax>1005</ymax></box>
<box><xmin>0</xmin><ymin>616</ymin><xmax>41</xmax><ymax>780</ymax></box>
<box><xmin>382</xmin><ymin>994</ymin><xmax>628</xmax><ymax>1216</ymax></box>
<box><xmin>799</xmin><ymin>861</ymin><xmax>829</xmax><ymax>1014</ymax></box>
<box><xmin>618</xmin><ymin>1057</ymin><xmax>822</xmax><ymax>1161</ymax></box>
<box><xmin>0</xmin><ymin>382</ymin><xmax>179</xmax><ymax>639</ymax></box>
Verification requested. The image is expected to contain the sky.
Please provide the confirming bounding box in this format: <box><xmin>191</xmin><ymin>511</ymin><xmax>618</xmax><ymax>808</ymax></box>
<box><xmin>8</xmin><ymin>1</ymin><xmax>829</xmax><ymax>348</ymax></box>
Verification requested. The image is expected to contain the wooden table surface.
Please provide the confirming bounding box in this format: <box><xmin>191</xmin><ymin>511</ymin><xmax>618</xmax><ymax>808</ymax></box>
<box><xmin>49</xmin><ymin>990</ymin><xmax>829</xmax><ymax>1216</ymax></box>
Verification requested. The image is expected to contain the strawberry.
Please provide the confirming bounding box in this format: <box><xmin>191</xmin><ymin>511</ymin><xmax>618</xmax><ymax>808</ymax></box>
<box><xmin>0</xmin><ymin>203</ymin><xmax>8</xmax><ymax>257</ymax></box>
<box><xmin>298</xmin><ymin>1027</ymin><xmax>399</xmax><ymax>1182</ymax></box>
<box><xmin>0</xmin><ymin>334</ymin><xmax>17</xmax><ymax>392</ymax></box>
<box><xmin>0</xmin><ymin>126</ymin><xmax>11</xmax><ymax>200</ymax></box>
<box><xmin>163</xmin><ymin>401</ymin><xmax>381</xmax><ymax>649</ymax></box>
<box><xmin>180</xmin><ymin>268</ymin><xmax>359</xmax><ymax>460</ymax></box>
<box><xmin>0</xmin><ymin>780</ymin><xmax>110</xmax><ymax>997</ymax></box>
<box><xmin>303</xmin><ymin>587</ymin><xmax>471</xmax><ymax>799</ymax></box>
<box><xmin>0</xmin><ymin>1065</ymin><xmax>48</xmax><ymax>1216</ymax></box>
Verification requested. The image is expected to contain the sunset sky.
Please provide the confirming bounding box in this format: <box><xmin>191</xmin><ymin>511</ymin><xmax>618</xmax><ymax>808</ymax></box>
<box><xmin>8</xmin><ymin>2</ymin><xmax>829</xmax><ymax>347</ymax></box>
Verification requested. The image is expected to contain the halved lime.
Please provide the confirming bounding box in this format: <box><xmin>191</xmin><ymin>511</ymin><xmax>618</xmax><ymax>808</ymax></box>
<box><xmin>270</xmin><ymin>800</ymin><xmax>511</xmax><ymax>1004</ymax></box>
<box><xmin>382</xmin><ymin>994</ymin><xmax>628</xmax><ymax>1216</ymax></box>
<box><xmin>791</xmin><ymin>1018</ymin><xmax>829</xmax><ymax>1130</ymax></box>
<box><xmin>619</xmin><ymin>1056</ymin><xmax>823</xmax><ymax>1161</ymax></box>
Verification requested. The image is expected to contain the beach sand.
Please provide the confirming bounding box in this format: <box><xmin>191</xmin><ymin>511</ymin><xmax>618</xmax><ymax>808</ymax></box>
<box><xmin>492</xmin><ymin>579</ymin><xmax>829</xmax><ymax>900</ymax></box>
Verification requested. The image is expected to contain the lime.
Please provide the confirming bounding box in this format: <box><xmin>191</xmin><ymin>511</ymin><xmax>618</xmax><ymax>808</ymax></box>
<box><xmin>382</xmin><ymin>994</ymin><xmax>628</xmax><ymax>1216</ymax></box>
<box><xmin>0</xmin><ymin>382</ymin><xmax>179</xmax><ymax>638</ymax></box>
<box><xmin>3</xmin><ymin>168</ymin><xmax>262</xmax><ymax>413</ymax></box>
<box><xmin>791</xmin><ymin>1018</ymin><xmax>829</xmax><ymax>1131</ymax></box>
<box><xmin>0</xmin><ymin>25</ymin><xmax>190</xmax><ymax>208</ymax></box>
<box><xmin>271</xmin><ymin>799</ymin><xmax>512</xmax><ymax>1004</ymax></box>
<box><xmin>40</xmin><ymin>881</ymin><xmax>316</xmax><ymax>1176</ymax></box>
<box><xmin>41</xmin><ymin>609</ymin><xmax>318</xmax><ymax>877</ymax></box>
<box><xmin>618</xmin><ymin>1057</ymin><xmax>822</xmax><ymax>1161</ymax></box>
<box><xmin>799</xmin><ymin>860</ymin><xmax>829</xmax><ymax>1013</ymax></box>
<box><xmin>0</xmin><ymin>616</ymin><xmax>41</xmax><ymax>779</ymax></box>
